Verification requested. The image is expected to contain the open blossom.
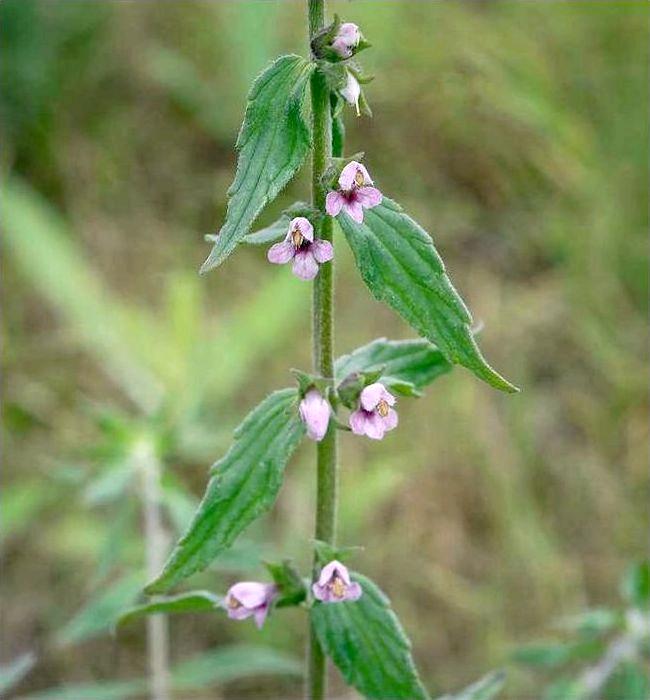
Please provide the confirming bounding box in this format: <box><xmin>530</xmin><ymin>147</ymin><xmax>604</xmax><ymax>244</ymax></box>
<box><xmin>224</xmin><ymin>581</ymin><xmax>277</xmax><ymax>629</ymax></box>
<box><xmin>325</xmin><ymin>161</ymin><xmax>382</xmax><ymax>224</ymax></box>
<box><xmin>312</xmin><ymin>560</ymin><xmax>362</xmax><ymax>603</ymax></box>
<box><xmin>331</xmin><ymin>22</ymin><xmax>361</xmax><ymax>58</ymax></box>
<box><xmin>267</xmin><ymin>216</ymin><xmax>333</xmax><ymax>281</ymax></box>
<box><xmin>340</xmin><ymin>71</ymin><xmax>361</xmax><ymax>116</ymax></box>
<box><xmin>349</xmin><ymin>382</ymin><xmax>398</xmax><ymax>440</ymax></box>
<box><xmin>299</xmin><ymin>389</ymin><xmax>330</xmax><ymax>442</ymax></box>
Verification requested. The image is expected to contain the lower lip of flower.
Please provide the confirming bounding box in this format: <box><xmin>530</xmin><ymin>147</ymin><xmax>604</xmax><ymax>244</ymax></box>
<box><xmin>377</xmin><ymin>399</ymin><xmax>389</xmax><ymax>417</ymax></box>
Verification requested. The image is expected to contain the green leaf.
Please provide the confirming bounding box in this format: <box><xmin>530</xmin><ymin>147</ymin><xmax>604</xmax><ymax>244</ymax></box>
<box><xmin>0</xmin><ymin>652</ymin><xmax>36</xmax><ymax>695</ymax></box>
<box><xmin>311</xmin><ymin>572</ymin><xmax>429</xmax><ymax>700</ymax></box>
<box><xmin>171</xmin><ymin>644</ymin><xmax>302</xmax><ymax>690</ymax></box>
<box><xmin>335</xmin><ymin>337</ymin><xmax>452</xmax><ymax>390</ymax></box>
<box><xmin>146</xmin><ymin>389</ymin><xmax>304</xmax><ymax>593</ymax></box>
<box><xmin>337</xmin><ymin>199</ymin><xmax>518</xmax><ymax>393</ymax></box>
<box><xmin>604</xmin><ymin>662</ymin><xmax>650</xmax><ymax>700</ymax></box>
<box><xmin>621</xmin><ymin>561</ymin><xmax>650</xmax><ymax>609</ymax></box>
<box><xmin>513</xmin><ymin>639</ymin><xmax>603</xmax><ymax>669</ymax></box>
<box><xmin>200</xmin><ymin>55</ymin><xmax>313</xmax><ymax>273</ymax></box>
<box><xmin>439</xmin><ymin>670</ymin><xmax>506</xmax><ymax>700</ymax></box>
<box><xmin>56</xmin><ymin>573</ymin><xmax>144</xmax><ymax>647</ymax></box>
<box><xmin>117</xmin><ymin>591</ymin><xmax>220</xmax><ymax>628</ymax></box>
<box><xmin>542</xmin><ymin>678</ymin><xmax>588</xmax><ymax>700</ymax></box>
<box><xmin>557</xmin><ymin>608</ymin><xmax>621</xmax><ymax>636</ymax></box>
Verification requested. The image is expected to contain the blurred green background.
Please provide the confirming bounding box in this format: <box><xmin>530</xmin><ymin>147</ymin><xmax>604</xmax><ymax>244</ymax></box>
<box><xmin>1</xmin><ymin>1</ymin><xmax>648</xmax><ymax>698</ymax></box>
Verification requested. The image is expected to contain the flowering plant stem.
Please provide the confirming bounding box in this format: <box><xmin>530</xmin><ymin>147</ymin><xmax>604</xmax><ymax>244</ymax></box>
<box><xmin>307</xmin><ymin>0</ymin><xmax>338</xmax><ymax>698</ymax></box>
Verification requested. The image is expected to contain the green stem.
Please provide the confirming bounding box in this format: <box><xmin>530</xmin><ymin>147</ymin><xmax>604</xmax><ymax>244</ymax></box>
<box><xmin>307</xmin><ymin>1</ymin><xmax>337</xmax><ymax>699</ymax></box>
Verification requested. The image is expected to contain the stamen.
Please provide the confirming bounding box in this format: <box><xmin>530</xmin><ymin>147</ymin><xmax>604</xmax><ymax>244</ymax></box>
<box><xmin>377</xmin><ymin>399</ymin><xmax>389</xmax><ymax>417</ymax></box>
<box><xmin>291</xmin><ymin>228</ymin><xmax>304</xmax><ymax>248</ymax></box>
<box><xmin>330</xmin><ymin>575</ymin><xmax>347</xmax><ymax>599</ymax></box>
<box><xmin>227</xmin><ymin>595</ymin><xmax>242</xmax><ymax>610</ymax></box>
<box><xmin>354</xmin><ymin>169</ymin><xmax>365</xmax><ymax>186</ymax></box>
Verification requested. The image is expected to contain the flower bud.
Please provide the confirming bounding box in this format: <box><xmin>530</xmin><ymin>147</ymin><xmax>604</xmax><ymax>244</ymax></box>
<box><xmin>340</xmin><ymin>71</ymin><xmax>361</xmax><ymax>116</ymax></box>
<box><xmin>299</xmin><ymin>389</ymin><xmax>331</xmax><ymax>442</ymax></box>
<box><xmin>331</xmin><ymin>22</ymin><xmax>361</xmax><ymax>58</ymax></box>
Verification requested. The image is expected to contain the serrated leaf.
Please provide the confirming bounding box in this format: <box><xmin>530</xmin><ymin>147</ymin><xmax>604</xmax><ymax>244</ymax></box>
<box><xmin>200</xmin><ymin>55</ymin><xmax>313</xmax><ymax>273</ymax></box>
<box><xmin>335</xmin><ymin>337</ymin><xmax>452</xmax><ymax>390</ymax></box>
<box><xmin>311</xmin><ymin>573</ymin><xmax>429</xmax><ymax>699</ymax></box>
<box><xmin>441</xmin><ymin>670</ymin><xmax>506</xmax><ymax>700</ymax></box>
<box><xmin>337</xmin><ymin>199</ymin><xmax>518</xmax><ymax>393</ymax></box>
<box><xmin>117</xmin><ymin>591</ymin><xmax>220</xmax><ymax>628</ymax></box>
<box><xmin>146</xmin><ymin>389</ymin><xmax>304</xmax><ymax>594</ymax></box>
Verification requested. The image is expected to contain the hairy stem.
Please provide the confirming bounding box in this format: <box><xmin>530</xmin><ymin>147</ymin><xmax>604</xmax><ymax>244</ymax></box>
<box><xmin>136</xmin><ymin>439</ymin><xmax>171</xmax><ymax>700</ymax></box>
<box><xmin>307</xmin><ymin>1</ymin><xmax>337</xmax><ymax>698</ymax></box>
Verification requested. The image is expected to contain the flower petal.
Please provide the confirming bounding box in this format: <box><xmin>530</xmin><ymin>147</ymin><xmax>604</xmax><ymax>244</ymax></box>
<box><xmin>227</xmin><ymin>605</ymin><xmax>253</xmax><ymax>621</ymax></box>
<box><xmin>364</xmin><ymin>412</ymin><xmax>386</xmax><ymax>440</ymax></box>
<box><xmin>312</xmin><ymin>582</ymin><xmax>329</xmax><ymax>602</ymax></box>
<box><xmin>267</xmin><ymin>240</ymin><xmax>294</xmax><ymax>264</ymax></box>
<box><xmin>360</xmin><ymin>382</ymin><xmax>387</xmax><ymax>411</ymax></box>
<box><xmin>338</xmin><ymin>22</ymin><xmax>360</xmax><ymax>45</ymax></box>
<box><xmin>343</xmin><ymin>199</ymin><xmax>364</xmax><ymax>224</ymax></box>
<box><xmin>345</xmin><ymin>581</ymin><xmax>363</xmax><ymax>602</ymax></box>
<box><xmin>228</xmin><ymin>582</ymin><xmax>273</xmax><ymax>609</ymax></box>
<box><xmin>383</xmin><ymin>408</ymin><xmax>399</xmax><ymax>432</ymax></box>
<box><xmin>311</xmin><ymin>239</ymin><xmax>334</xmax><ymax>263</ymax></box>
<box><xmin>253</xmin><ymin>605</ymin><xmax>270</xmax><ymax>629</ymax></box>
<box><xmin>339</xmin><ymin>160</ymin><xmax>362</xmax><ymax>190</ymax></box>
<box><xmin>292</xmin><ymin>250</ymin><xmax>320</xmax><ymax>280</ymax></box>
<box><xmin>325</xmin><ymin>191</ymin><xmax>345</xmax><ymax>217</ymax></box>
<box><xmin>331</xmin><ymin>37</ymin><xmax>353</xmax><ymax>58</ymax></box>
<box><xmin>349</xmin><ymin>409</ymin><xmax>369</xmax><ymax>435</ymax></box>
<box><xmin>356</xmin><ymin>186</ymin><xmax>383</xmax><ymax>209</ymax></box>
<box><xmin>290</xmin><ymin>216</ymin><xmax>314</xmax><ymax>242</ymax></box>
<box><xmin>299</xmin><ymin>389</ymin><xmax>330</xmax><ymax>441</ymax></box>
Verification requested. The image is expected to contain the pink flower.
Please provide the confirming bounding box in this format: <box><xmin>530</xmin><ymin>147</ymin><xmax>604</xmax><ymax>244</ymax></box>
<box><xmin>224</xmin><ymin>581</ymin><xmax>277</xmax><ymax>629</ymax></box>
<box><xmin>299</xmin><ymin>389</ymin><xmax>331</xmax><ymax>442</ymax></box>
<box><xmin>267</xmin><ymin>217</ymin><xmax>333</xmax><ymax>281</ymax></box>
<box><xmin>331</xmin><ymin>22</ymin><xmax>361</xmax><ymax>58</ymax></box>
<box><xmin>312</xmin><ymin>560</ymin><xmax>362</xmax><ymax>604</ymax></box>
<box><xmin>340</xmin><ymin>71</ymin><xmax>361</xmax><ymax>116</ymax></box>
<box><xmin>349</xmin><ymin>382</ymin><xmax>398</xmax><ymax>440</ymax></box>
<box><xmin>325</xmin><ymin>161</ymin><xmax>383</xmax><ymax>224</ymax></box>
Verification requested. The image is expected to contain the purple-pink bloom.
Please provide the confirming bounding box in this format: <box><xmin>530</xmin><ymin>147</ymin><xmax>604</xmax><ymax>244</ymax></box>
<box><xmin>299</xmin><ymin>389</ymin><xmax>331</xmax><ymax>442</ymax></box>
<box><xmin>312</xmin><ymin>560</ymin><xmax>362</xmax><ymax>604</ymax></box>
<box><xmin>325</xmin><ymin>161</ymin><xmax>383</xmax><ymax>224</ymax></box>
<box><xmin>331</xmin><ymin>22</ymin><xmax>361</xmax><ymax>58</ymax></box>
<box><xmin>349</xmin><ymin>382</ymin><xmax>398</xmax><ymax>440</ymax></box>
<box><xmin>267</xmin><ymin>216</ymin><xmax>333</xmax><ymax>281</ymax></box>
<box><xmin>224</xmin><ymin>581</ymin><xmax>277</xmax><ymax>629</ymax></box>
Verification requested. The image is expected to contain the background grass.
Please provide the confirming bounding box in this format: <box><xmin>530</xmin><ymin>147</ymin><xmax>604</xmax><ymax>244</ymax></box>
<box><xmin>2</xmin><ymin>1</ymin><xmax>648</xmax><ymax>698</ymax></box>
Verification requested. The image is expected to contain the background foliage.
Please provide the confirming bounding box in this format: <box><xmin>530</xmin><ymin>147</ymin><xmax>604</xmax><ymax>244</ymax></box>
<box><xmin>2</xmin><ymin>1</ymin><xmax>648</xmax><ymax>698</ymax></box>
